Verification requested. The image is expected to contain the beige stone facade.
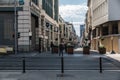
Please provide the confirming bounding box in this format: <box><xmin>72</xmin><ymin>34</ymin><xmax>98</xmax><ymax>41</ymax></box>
<box><xmin>59</xmin><ymin>16</ymin><xmax>77</xmax><ymax>46</ymax></box>
<box><xmin>41</xmin><ymin>10</ymin><xmax>59</xmax><ymax>51</ymax></box>
<box><xmin>0</xmin><ymin>0</ymin><xmax>78</xmax><ymax>53</ymax></box>
<box><xmin>86</xmin><ymin>0</ymin><xmax>120</xmax><ymax>53</ymax></box>
<box><xmin>0</xmin><ymin>0</ymin><xmax>59</xmax><ymax>53</ymax></box>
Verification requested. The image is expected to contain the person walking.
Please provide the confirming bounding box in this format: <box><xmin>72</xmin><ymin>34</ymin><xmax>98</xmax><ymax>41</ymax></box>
<box><xmin>50</xmin><ymin>42</ymin><xmax>54</xmax><ymax>53</ymax></box>
<box><xmin>64</xmin><ymin>43</ymin><xmax>67</xmax><ymax>53</ymax></box>
<box><xmin>59</xmin><ymin>41</ymin><xmax>65</xmax><ymax>56</ymax></box>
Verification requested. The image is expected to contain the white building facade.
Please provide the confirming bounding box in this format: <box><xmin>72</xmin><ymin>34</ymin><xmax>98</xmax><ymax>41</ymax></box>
<box><xmin>90</xmin><ymin>0</ymin><xmax>120</xmax><ymax>53</ymax></box>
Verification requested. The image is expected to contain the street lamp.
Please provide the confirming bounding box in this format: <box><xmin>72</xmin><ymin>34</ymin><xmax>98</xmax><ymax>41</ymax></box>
<box><xmin>111</xmin><ymin>36</ymin><xmax>115</xmax><ymax>54</ymax></box>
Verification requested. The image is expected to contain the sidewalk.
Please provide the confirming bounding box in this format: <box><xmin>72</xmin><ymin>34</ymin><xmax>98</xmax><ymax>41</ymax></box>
<box><xmin>106</xmin><ymin>54</ymin><xmax>120</xmax><ymax>60</ymax></box>
<box><xmin>105</xmin><ymin>54</ymin><xmax>120</xmax><ymax>65</ymax></box>
<box><xmin>0</xmin><ymin>70</ymin><xmax>120</xmax><ymax>80</ymax></box>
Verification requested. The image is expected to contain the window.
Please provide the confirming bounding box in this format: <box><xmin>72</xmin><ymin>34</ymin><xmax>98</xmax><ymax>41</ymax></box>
<box><xmin>112</xmin><ymin>22</ymin><xmax>118</xmax><ymax>34</ymax></box>
<box><xmin>4</xmin><ymin>19</ymin><xmax>13</xmax><ymax>40</ymax></box>
<box><xmin>92</xmin><ymin>29</ymin><xmax>96</xmax><ymax>38</ymax></box>
<box><xmin>98</xmin><ymin>27</ymin><xmax>100</xmax><ymax>36</ymax></box>
<box><xmin>32</xmin><ymin>0</ymin><xmax>38</xmax><ymax>5</ymax></box>
<box><xmin>102</xmin><ymin>26</ymin><xmax>108</xmax><ymax>36</ymax></box>
<box><xmin>0</xmin><ymin>12</ymin><xmax>14</xmax><ymax>46</ymax></box>
<box><xmin>54</xmin><ymin>27</ymin><xmax>58</xmax><ymax>32</ymax></box>
<box><xmin>50</xmin><ymin>25</ymin><xmax>52</xmax><ymax>31</ymax></box>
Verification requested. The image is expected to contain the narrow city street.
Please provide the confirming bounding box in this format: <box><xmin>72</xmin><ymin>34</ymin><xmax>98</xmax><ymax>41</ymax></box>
<box><xmin>0</xmin><ymin>0</ymin><xmax>120</xmax><ymax>80</ymax></box>
<box><xmin>0</xmin><ymin>48</ymin><xmax>120</xmax><ymax>80</ymax></box>
<box><xmin>0</xmin><ymin>53</ymin><xmax>119</xmax><ymax>70</ymax></box>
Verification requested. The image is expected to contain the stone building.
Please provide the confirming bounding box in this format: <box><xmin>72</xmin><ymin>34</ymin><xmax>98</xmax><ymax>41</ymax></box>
<box><xmin>0</xmin><ymin>0</ymin><xmax>59</xmax><ymax>53</ymax></box>
<box><xmin>87</xmin><ymin>0</ymin><xmax>120</xmax><ymax>53</ymax></box>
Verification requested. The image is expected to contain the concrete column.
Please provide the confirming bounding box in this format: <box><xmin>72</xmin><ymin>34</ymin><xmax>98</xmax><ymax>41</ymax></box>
<box><xmin>118</xmin><ymin>36</ymin><xmax>120</xmax><ymax>53</ymax></box>
<box><xmin>39</xmin><ymin>17</ymin><xmax>41</xmax><ymax>36</ymax></box>
<box><xmin>96</xmin><ymin>28</ymin><xmax>98</xmax><ymax>37</ymax></box>
<box><xmin>52</xmin><ymin>26</ymin><xmax>55</xmax><ymax>43</ymax></box>
<box><xmin>118</xmin><ymin>21</ymin><xmax>120</xmax><ymax>34</ymax></box>
<box><xmin>99</xmin><ymin>26</ymin><xmax>102</xmax><ymax>36</ymax></box>
<box><xmin>118</xmin><ymin>21</ymin><xmax>120</xmax><ymax>53</ymax></box>
<box><xmin>24</xmin><ymin>0</ymin><xmax>30</xmax><ymax>6</ymax></box>
<box><xmin>18</xmin><ymin>6</ymin><xmax>31</xmax><ymax>52</ymax></box>
<box><xmin>57</xmin><ymin>27</ymin><xmax>60</xmax><ymax>44</ymax></box>
<box><xmin>43</xmin><ymin>18</ymin><xmax>46</xmax><ymax>52</ymax></box>
<box><xmin>48</xmin><ymin>25</ymin><xmax>51</xmax><ymax>50</ymax></box>
<box><xmin>96</xmin><ymin>39</ymin><xmax>98</xmax><ymax>50</ymax></box>
<box><xmin>40</xmin><ymin>17</ymin><xmax>44</xmax><ymax>52</ymax></box>
<box><xmin>108</xmin><ymin>22</ymin><xmax>112</xmax><ymax>34</ymax></box>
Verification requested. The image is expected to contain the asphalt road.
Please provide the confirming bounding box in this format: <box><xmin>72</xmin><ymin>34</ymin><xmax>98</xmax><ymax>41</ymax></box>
<box><xmin>0</xmin><ymin>55</ymin><xmax>119</xmax><ymax>71</ymax></box>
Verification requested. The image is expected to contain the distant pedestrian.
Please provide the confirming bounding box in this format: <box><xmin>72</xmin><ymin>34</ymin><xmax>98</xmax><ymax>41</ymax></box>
<box><xmin>64</xmin><ymin>43</ymin><xmax>67</xmax><ymax>53</ymax></box>
<box><xmin>50</xmin><ymin>42</ymin><xmax>54</xmax><ymax>53</ymax></box>
<box><xmin>59</xmin><ymin>42</ymin><xmax>65</xmax><ymax>56</ymax></box>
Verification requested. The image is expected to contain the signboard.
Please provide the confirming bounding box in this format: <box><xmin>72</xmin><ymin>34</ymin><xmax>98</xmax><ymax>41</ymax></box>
<box><xmin>19</xmin><ymin>0</ymin><xmax>24</xmax><ymax>5</ymax></box>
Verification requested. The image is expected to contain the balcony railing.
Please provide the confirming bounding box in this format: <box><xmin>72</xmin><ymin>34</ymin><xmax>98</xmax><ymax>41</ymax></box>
<box><xmin>0</xmin><ymin>0</ymin><xmax>18</xmax><ymax>5</ymax></box>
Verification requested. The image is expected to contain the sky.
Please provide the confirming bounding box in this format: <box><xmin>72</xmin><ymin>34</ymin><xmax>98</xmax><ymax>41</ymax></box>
<box><xmin>59</xmin><ymin>0</ymin><xmax>88</xmax><ymax>37</ymax></box>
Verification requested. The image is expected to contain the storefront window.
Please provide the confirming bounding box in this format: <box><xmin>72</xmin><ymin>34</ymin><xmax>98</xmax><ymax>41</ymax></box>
<box><xmin>0</xmin><ymin>12</ymin><xmax>14</xmax><ymax>46</ymax></box>
<box><xmin>92</xmin><ymin>29</ymin><xmax>96</xmax><ymax>38</ymax></box>
<box><xmin>4</xmin><ymin>19</ymin><xmax>13</xmax><ymax>40</ymax></box>
<box><xmin>102</xmin><ymin>26</ymin><xmax>108</xmax><ymax>36</ymax></box>
<box><xmin>112</xmin><ymin>23</ymin><xmax>118</xmax><ymax>34</ymax></box>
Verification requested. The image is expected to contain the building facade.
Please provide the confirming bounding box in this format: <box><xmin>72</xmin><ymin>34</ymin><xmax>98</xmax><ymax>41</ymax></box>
<box><xmin>59</xmin><ymin>16</ymin><xmax>77</xmax><ymax>46</ymax></box>
<box><xmin>40</xmin><ymin>0</ymin><xmax>59</xmax><ymax>50</ymax></box>
<box><xmin>80</xmin><ymin>24</ymin><xmax>85</xmax><ymax>38</ymax></box>
<box><xmin>87</xmin><ymin>0</ymin><xmax>120</xmax><ymax>53</ymax></box>
<box><xmin>65</xmin><ymin>22</ymin><xmax>77</xmax><ymax>46</ymax></box>
<box><xmin>0</xmin><ymin>0</ymin><xmax>59</xmax><ymax>53</ymax></box>
<box><xmin>79</xmin><ymin>24</ymin><xmax>85</xmax><ymax>46</ymax></box>
<box><xmin>0</xmin><ymin>0</ymin><xmax>78</xmax><ymax>53</ymax></box>
<box><xmin>0</xmin><ymin>0</ymin><xmax>41</xmax><ymax>52</ymax></box>
<box><xmin>59</xmin><ymin>15</ymin><xmax>65</xmax><ymax>42</ymax></box>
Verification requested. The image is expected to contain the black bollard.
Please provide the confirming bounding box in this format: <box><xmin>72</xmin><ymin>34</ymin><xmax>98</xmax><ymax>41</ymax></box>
<box><xmin>61</xmin><ymin>56</ymin><xmax>64</xmax><ymax>74</ymax></box>
<box><xmin>99</xmin><ymin>57</ymin><xmax>102</xmax><ymax>73</ymax></box>
<box><xmin>22</xmin><ymin>57</ymin><xmax>26</xmax><ymax>73</ymax></box>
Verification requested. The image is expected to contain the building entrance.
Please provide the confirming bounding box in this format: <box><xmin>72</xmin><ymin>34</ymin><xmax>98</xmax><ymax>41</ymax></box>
<box><xmin>31</xmin><ymin>14</ymin><xmax>39</xmax><ymax>51</ymax></box>
<box><xmin>0</xmin><ymin>12</ymin><xmax>14</xmax><ymax>47</ymax></box>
